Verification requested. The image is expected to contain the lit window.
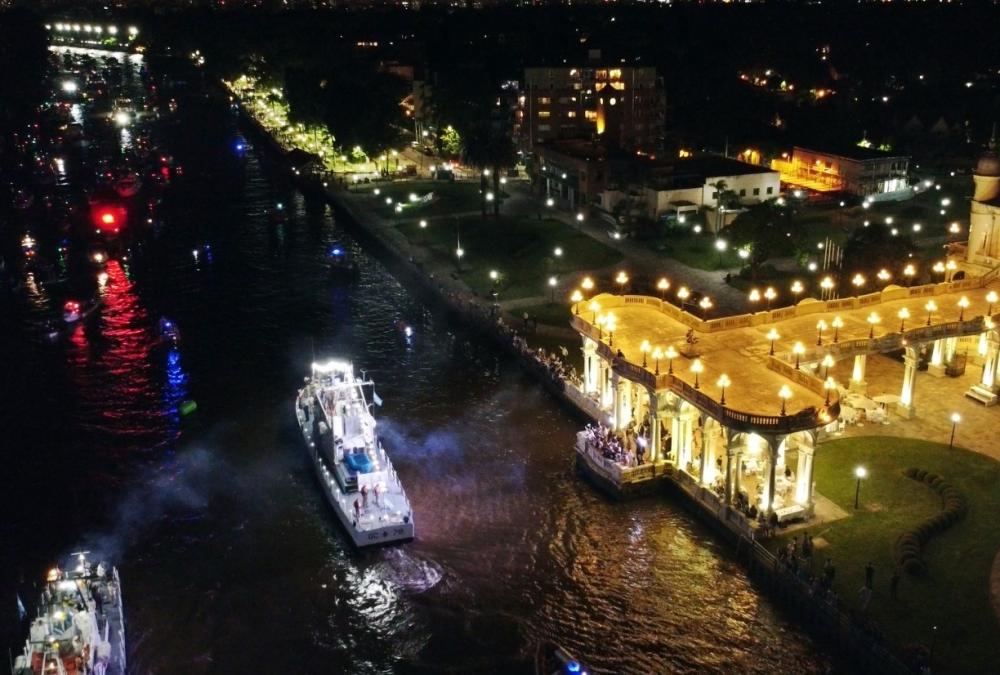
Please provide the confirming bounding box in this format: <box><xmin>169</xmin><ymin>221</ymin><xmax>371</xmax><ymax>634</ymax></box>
<box><xmin>610</xmin><ymin>82</ymin><xmax>625</xmax><ymax>91</ymax></box>
<box><xmin>584</xmin><ymin>110</ymin><xmax>597</xmax><ymax>120</ymax></box>
<box><xmin>538</xmin><ymin>111</ymin><xmax>551</xmax><ymax>119</ymax></box>
<box><xmin>566</xmin><ymin>111</ymin><xmax>577</xmax><ymax>118</ymax></box>
<box><xmin>609</xmin><ymin>69</ymin><xmax>622</xmax><ymax>80</ymax></box>
<box><xmin>538</xmin><ymin>97</ymin><xmax>551</xmax><ymax>105</ymax></box>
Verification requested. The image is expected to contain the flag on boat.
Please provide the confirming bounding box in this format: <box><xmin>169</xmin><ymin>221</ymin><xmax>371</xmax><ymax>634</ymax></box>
<box><xmin>373</xmin><ymin>391</ymin><xmax>383</xmax><ymax>407</ymax></box>
<box><xmin>16</xmin><ymin>593</ymin><xmax>26</xmax><ymax>621</ymax></box>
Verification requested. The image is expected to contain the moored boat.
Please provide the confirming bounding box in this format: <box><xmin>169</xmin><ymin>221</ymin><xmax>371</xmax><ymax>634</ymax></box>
<box><xmin>296</xmin><ymin>360</ymin><xmax>414</xmax><ymax>547</ymax></box>
<box><xmin>12</xmin><ymin>552</ymin><xmax>126</xmax><ymax>675</ymax></box>
<box><xmin>535</xmin><ymin>641</ymin><xmax>590</xmax><ymax>675</ymax></box>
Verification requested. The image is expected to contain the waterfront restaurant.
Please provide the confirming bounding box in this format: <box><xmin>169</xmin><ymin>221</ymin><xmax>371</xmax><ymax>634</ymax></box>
<box><xmin>566</xmin><ymin>278</ymin><xmax>999</xmax><ymax>527</ymax></box>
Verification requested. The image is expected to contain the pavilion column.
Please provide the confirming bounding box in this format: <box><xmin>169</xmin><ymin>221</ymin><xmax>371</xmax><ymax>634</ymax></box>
<box><xmin>895</xmin><ymin>346</ymin><xmax>919</xmax><ymax>419</ymax></box>
<box><xmin>648</xmin><ymin>393</ymin><xmax>660</xmax><ymax>462</ymax></box>
<box><xmin>701</xmin><ymin>421</ymin><xmax>719</xmax><ymax>486</ymax></box>
<box><xmin>795</xmin><ymin>440</ymin><xmax>816</xmax><ymax>509</ymax></box>
<box><xmin>725</xmin><ymin>439</ymin><xmax>741</xmax><ymax>504</ymax></box>
<box><xmin>928</xmin><ymin>339</ymin><xmax>946</xmax><ymax>377</ymax></box>
<box><xmin>671</xmin><ymin>416</ymin><xmax>683</xmax><ymax>468</ymax></box>
<box><xmin>981</xmin><ymin>339</ymin><xmax>999</xmax><ymax>390</ymax></box>
<box><xmin>849</xmin><ymin>354</ymin><xmax>868</xmax><ymax>394</ymax></box>
<box><xmin>611</xmin><ymin>373</ymin><xmax>623</xmax><ymax>429</ymax></box>
<box><xmin>583</xmin><ymin>339</ymin><xmax>598</xmax><ymax>393</ymax></box>
<box><xmin>601</xmin><ymin>365</ymin><xmax>613</xmax><ymax>410</ymax></box>
<box><xmin>966</xmin><ymin>334</ymin><xmax>1000</xmax><ymax>405</ymax></box>
<box><xmin>762</xmin><ymin>435</ymin><xmax>782</xmax><ymax>514</ymax></box>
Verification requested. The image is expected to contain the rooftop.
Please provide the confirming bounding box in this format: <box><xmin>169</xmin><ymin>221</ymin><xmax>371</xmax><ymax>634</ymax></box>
<box><xmin>793</xmin><ymin>144</ymin><xmax>909</xmax><ymax>162</ymax></box>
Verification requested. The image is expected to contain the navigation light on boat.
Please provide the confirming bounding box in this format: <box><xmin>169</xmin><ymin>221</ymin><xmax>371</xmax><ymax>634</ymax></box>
<box><xmin>276</xmin><ymin>202</ymin><xmax>284</xmax><ymax>211</ymax></box>
<box><xmin>404</xmin><ymin>325</ymin><xmax>413</xmax><ymax>338</ymax></box>
<box><xmin>330</xmin><ymin>247</ymin><xmax>343</xmax><ymax>257</ymax></box>
<box><xmin>565</xmin><ymin>661</ymin><xmax>582</xmax><ymax>674</ymax></box>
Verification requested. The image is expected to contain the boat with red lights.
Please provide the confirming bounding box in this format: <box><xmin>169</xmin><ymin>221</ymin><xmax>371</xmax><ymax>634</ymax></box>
<box><xmin>63</xmin><ymin>298</ymin><xmax>101</xmax><ymax>324</ymax></box>
<box><xmin>12</xmin><ymin>552</ymin><xmax>126</xmax><ymax>675</ymax></box>
<box><xmin>296</xmin><ymin>360</ymin><xmax>414</xmax><ymax>547</ymax></box>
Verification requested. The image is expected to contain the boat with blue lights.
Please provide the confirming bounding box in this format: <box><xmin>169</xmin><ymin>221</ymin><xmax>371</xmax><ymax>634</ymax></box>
<box><xmin>12</xmin><ymin>552</ymin><xmax>126</xmax><ymax>675</ymax></box>
<box><xmin>535</xmin><ymin>641</ymin><xmax>590</xmax><ymax>675</ymax></box>
<box><xmin>296</xmin><ymin>360</ymin><xmax>414</xmax><ymax>547</ymax></box>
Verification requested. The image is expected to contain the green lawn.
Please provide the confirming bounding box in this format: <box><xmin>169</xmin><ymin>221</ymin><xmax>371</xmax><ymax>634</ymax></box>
<box><xmin>397</xmin><ymin>215</ymin><xmax>623</xmax><ymax>300</ymax></box>
<box><xmin>660</xmin><ymin>232</ymin><xmax>745</xmax><ymax>270</ymax></box>
<box><xmin>778</xmin><ymin>436</ymin><xmax>1000</xmax><ymax>673</ymax></box>
<box><xmin>359</xmin><ymin>180</ymin><xmax>486</xmax><ymax>218</ymax></box>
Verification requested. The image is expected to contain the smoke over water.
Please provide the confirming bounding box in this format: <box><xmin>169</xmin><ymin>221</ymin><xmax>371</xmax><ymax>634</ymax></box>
<box><xmin>72</xmin><ymin>446</ymin><xmax>227</xmax><ymax>564</ymax></box>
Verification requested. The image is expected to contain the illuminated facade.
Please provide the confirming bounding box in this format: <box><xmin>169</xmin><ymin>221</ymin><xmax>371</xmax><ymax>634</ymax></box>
<box><xmin>771</xmin><ymin>145</ymin><xmax>909</xmax><ymax>198</ymax></box>
<box><xmin>520</xmin><ymin>61</ymin><xmax>664</xmax><ymax>152</ymax></box>
<box><xmin>962</xmin><ymin>131</ymin><xmax>1000</xmax><ymax>272</ymax></box>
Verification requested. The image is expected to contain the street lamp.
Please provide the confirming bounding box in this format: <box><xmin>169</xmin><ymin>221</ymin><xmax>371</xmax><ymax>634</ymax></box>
<box><xmin>824</xmin><ymin>377</ymin><xmax>837</xmax><ymax>405</ymax></box>
<box><xmin>652</xmin><ymin>346</ymin><xmax>664</xmax><ymax>374</ymax></box>
<box><xmin>571</xmin><ymin>290</ymin><xmax>584</xmax><ymax>313</ymax></box>
<box><xmin>764</xmin><ymin>287</ymin><xmax>777</xmax><ymax>311</ymax></box>
<box><xmin>989</xmin><ymin>291</ymin><xmax>999</xmax><ymax>316</ymax></box>
<box><xmin>767</xmin><ymin>328</ymin><xmax>780</xmax><ymax>355</ymax></box>
<box><xmin>715</xmin><ymin>239</ymin><xmax>728</xmax><ymax>268</ymax></box>
<box><xmin>605</xmin><ymin>314</ymin><xmax>617</xmax><ymax>346</ymax></box>
<box><xmin>949</xmin><ymin>412</ymin><xmax>961</xmax><ymax>449</ymax></box>
<box><xmin>958</xmin><ymin>296</ymin><xmax>969</xmax><ymax>321</ymax></box>
<box><xmin>615</xmin><ymin>271</ymin><xmax>629</xmax><ymax>294</ymax></box>
<box><xmin>867</xmin><ymin>312</ymin><xmax>881</xmax><ymax>339</ymax></box>
<box><xmin>821</xmin><ymin>354</ymin><xmax>835</xmax><ymax>379</ymax></box>
<box><xmin>779</xmin><ymin>385</ymin><xmax>792</xmax><ymax>415</ymax></box>
<box><xmin>576</xmin><ymin>212</ymin><xmax>585</xmax><ymax>223</ymax></box>
<box><xmin>749</xmin><ymin>288</ymin><xmax>761</xmax><ymax>305</ymax></box>
<box><xmin>640</xmin><ymin>340</ymin><xmax>651</xmax><ymax>368</ymax></box>
<box><xmin>717</xmin><ymin>373</ymin><xmax>731</xmax><ymax>406</ymax></box>
<box><xmin>691</xmin><ymin>358</ymin><xmax>704</xmax><ymax>389</ymax></box>
<box><xmin>831</xmin><ymin>316</ymin><xmax>843</xmax><ymax>343</ymax></box>
<box><xmin>790</xmin><ymin>280</ymin><xmax>804</xmax><ymax>299</ymax></box>
<box><xmin>665</xmin><ymin>345</ymin><xmax>678</xmax><ymax>374</ymax></box>
<box><xmin>852</xmin><ymin>273</ymin><xmax>866</xmax><ymax>294</ymax></box>
<box><xmin>854</xmin><ymin>466</ymin><xmax>867</xmax><ymax>509</ymax></box>
<box><xmin>903</xmin><ymin>263</ymin><xmax>916</xmax><ymax>286</ymax></box>
<box><xmin>793</xmin><ymin>341</ymin><xmax>806</xmax><ymax>369</ymax></box>
<box><xmin>699</xmin><ymin>296</ymin><xmax>713</xmax><ymax>320</ymax></box>
<box><xmin>589</xmin><ymin>300</ymin><xmax>601</xmax><ymax>322</ymax></box>
<box><xmin>581</xmin><ymin>276</ymin><xmax>595</xmax><ymax>298</ymax></box>
<box><xmin>925</xmin><ymin>300</ymin><xmax>937</xmax><ymax>326</ymax></box>
<box><xmin>657</xmin><ymin>277</ymin><xmax>670</xmax><ymax>299</ymax></box>
<box><xmin>898</xmin><ymin>307</ymin><xmax>910</xmax><ymax>332</ymax></box>
<box><xmin>820</xmin><ymin>276</ymin><xmax>835</xmax><ymax>300</ymax></box>
<box><xmin>548</xmin><ymin>276</ymin><xmax>558</xmax><ymax>301</ymax></box>
<box><xmin>677</xmin><ymin>286</ymin><xmax>690</xmax><ymax>308</ymax></box>
<box><xmin>877</xmin><ymin>268</ymin><xmax>892</xmax><ymax>284</ymax></box>
<box><xmin>546</xmin><ymin>197</ymin><xmax>555</xmax><ymax>207</ymax></box>
<box><xmin>816</xmin><ymin>319</ymin><xmax>827</xmax><ymax>345</ymax></box>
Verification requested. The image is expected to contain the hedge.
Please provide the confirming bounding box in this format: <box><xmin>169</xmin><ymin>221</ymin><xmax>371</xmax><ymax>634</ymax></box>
<box><xmin>894</xmin><ymin>468</ymin><xmax>969</xmax><ymax>576</ymax></box>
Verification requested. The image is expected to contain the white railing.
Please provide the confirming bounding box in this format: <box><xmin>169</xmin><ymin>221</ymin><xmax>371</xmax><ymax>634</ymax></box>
<box><xmin>575</xmin><ymin>435</ymin><xmax>656</xmax><ymax>485</ymax></box>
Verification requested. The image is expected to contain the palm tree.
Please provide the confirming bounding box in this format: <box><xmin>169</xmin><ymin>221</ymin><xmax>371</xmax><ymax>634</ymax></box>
<box><xmin>463</xmin><ymin>120</ymin><xmax>515</xmax><ymax>219</ymax></box>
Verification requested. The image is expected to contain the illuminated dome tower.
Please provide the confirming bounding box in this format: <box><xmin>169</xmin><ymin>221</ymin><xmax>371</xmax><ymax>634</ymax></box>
<box><xmin>964</xmin><ymin>126</ymin><xmax>1000</xmax><ymax>270</ymax></box>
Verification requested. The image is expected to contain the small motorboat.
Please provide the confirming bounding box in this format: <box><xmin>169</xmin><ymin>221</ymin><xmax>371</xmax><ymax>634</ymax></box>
<box><xmin>115</xmin><ymin>173</ymin><xmax>141</xmax><ymax>198</ymax></box>
<box><xmin>13</xmin><ymin>188</ymin><xmax>34</xmax><ymax>211</ymax></box>
<box><xmin>328</xmin><ymin>246</ymin><xmax>360</xmax><ymax>280</ymax></box>
<box><xmin>535</xmin><ymin>641</ymin><xmax>590</xmax><ymax>675</ymax></box>
<box><xmin>159</xmin><ymin>316</ymin><xmax>181</xmax><ymax>343</ymax></box>
<box><xmin>63</xmin><ymin>298</ymin><xmax>101</xmax><ymax>324</ymax></box>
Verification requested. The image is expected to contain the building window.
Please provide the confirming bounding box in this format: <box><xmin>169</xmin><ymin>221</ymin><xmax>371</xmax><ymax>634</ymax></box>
<box><xmin>538</xmin><ymin>124</ymin><xmax>551</xmax><ymax>132</ymax></box>
<box><xmin>753</xmin><ymin>188</ymin><xmax>760</xmax><ymax>196</ymax></box>
<box><xmin>538</xmin><ymin>111</ymin><xmax>551</xmax><ymax>119</ymax></box>
<box><xmin>566</xmin><ymin>111</ymin><xmax>577</xmax><ymax>118</ymax></box>
<box><xmin>584</xmin><ymin>110</ymin><xmax>597</xmax><ymax>121</ymax></box>
<box><xmin>766</xmin><ymin>186</ymin><xmax>774</xmax><ymax>195</ymax></box>
<box><xmin>739</xmin><ymin>189</ymin><xmax>746</xmax><ymax>197</ymax></box>
<box><xmin>712</xmin><ymin>191</ymin><xmax>718</xmax><ymax>199</ymax></box>
<box><xmin>609</xmin><ymin>68</ymin><xmax>622</xmax><ymax>80</ymax></box>
<box><xmin>538</xmin><ymin>96</ymin><xmax>551</xmax><ymax>105</ymax></box>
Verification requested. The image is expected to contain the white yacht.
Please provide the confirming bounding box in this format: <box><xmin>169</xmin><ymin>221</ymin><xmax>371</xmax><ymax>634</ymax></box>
<box><xmin>13</xmin><ymin>552</ymin><xmax>126</xmax><ymax>675</ymax></box>
<box><xmin>296</xmin><ymin>360</ymin><xmax>414</xmax><ymax>547</ymax></box>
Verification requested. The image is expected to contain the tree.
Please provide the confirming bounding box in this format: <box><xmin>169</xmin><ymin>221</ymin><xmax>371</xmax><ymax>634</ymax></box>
<box><xmin>438</xmin><ymin>125</ymin><xmax>461</xmax><ymax>157</ymax></box>
<box><xmin>709</xmin><ymin>179</ymin><xmax>739</xmax><ymax>232</ymax></box>
<box><xmin>722</xmin><ymin>201</ymin><xmax>797</xmax><ymax>281</ymax></box>
<box><xmin>842</xmin><ymin>222</ymin><xmax>918</xmax><ymax>275</ymax></box>
<box><xmin>462</xmin><ymin>119</ymin><xmax>515</xmax><ymax>219</ymax></box>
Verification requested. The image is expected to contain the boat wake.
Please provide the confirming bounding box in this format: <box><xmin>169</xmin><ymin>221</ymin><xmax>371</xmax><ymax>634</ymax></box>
<box><xmin>376</xmin><ymin>548</ymin><xmax>443</xmax><ymax>593</ymax></box>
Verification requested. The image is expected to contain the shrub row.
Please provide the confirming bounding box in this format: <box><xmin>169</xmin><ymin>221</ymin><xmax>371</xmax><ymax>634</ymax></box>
<box><xmin>893</xmin><ymin>468</ymin><xmax>969</xmax><ymax>576</ymax></box>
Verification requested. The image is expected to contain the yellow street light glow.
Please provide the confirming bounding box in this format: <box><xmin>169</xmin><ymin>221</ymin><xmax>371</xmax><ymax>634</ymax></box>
<box><xmin>766</xmin><ymin>327</ymin><xmax>780</xmax><ymax>355</ymax></box>
<box><xmin>588</xmin><ymin>300</ymin><xmax>601</xmax><ymax>321</ymax></box>
<box><xmin>816</xmin><ymin>319</ymin><xmax>827</xmax><ymax>345</ymax></box>
<box><xmin>898</xmin><ymin>307</ymin><xmax>910</xmax><ymax>331</ymax></box>
<box><xmin>831</xmin><ymin>316</ymin><xmax>844</xmax><ymax>342</ymax></box>
<box><xmin>852</xmin><ymin>273</ymin><xmax>865</xmax><ymax>289</ymax></box>
<box><xmin>640</xmin><ymin>339</ymin><xmax>652</xmax><ymax>368</ymax></box>
<box><xmin>716</xmin><ymin>373</ymin><xmax>731</xmax><ymax>405</ymax></box>
<box><xmin>933</xmin><ymin>261</ymin><xmax>946</xmax><ymax>274</ymax></box>
<box><xmin>792</xmin><ymin>341</ymin><xmax>806</xmax><ymax>369</ymax></box>
<box><xmin>867</xmin><ymin>312</ymin><xmax>881</xmax><ymax>338</ymax></box>
<box><xmin>877</xmin><ymin>268</ymin><xmax>891</xmax><ymax>282</ymax></box>
<box><xmin>855</xmin><ymin>466</ymin><xmax>867</xmax><ymax>479</ymax></box>
<box><xmin>749</xmin><ymin>289</ymin><xmax>761</xmax><ymax>303</ymax></box>
<box><xmin>820</xmin><ymin>276</ymin><xmax>834</xmax><ymax>291</ymax></box>
<box><xmin>778</xmin><ymin>384</ymin><xmax>792</xmax><ymax>415</ymax></box>
<box><xmin>677</xmin><ymin>286</ymin><xmax>690</xmax><ymax>302</ymax></box>
<box><xmin>824</xmin><ymin>376</ymin><xmax>837</xmax><ymax>404</ymax></box>
<box><xmin>690</xmin><ymin>358</ymin><xmax>704</xmax><ymax>389</ymax></box>
<box><xmin>925</xmin><ymin>300</ymin><xmax>937</xmax><ymax>325</ymax></box>
<box><xmin>657</xmin><ymin>277</ymin><xmax>670</xmax><ymax>291</ymax></box>
<box><xmin>652</xmin><ymin>346</ymin><xmax>664</xmax><ymax>373</ymax></box>
<box><xmin>790</xmin><ymin>280</ymin><xmax>804</xmax><ymax>296</ymax></box>
<box><xmin>958</xmin><ymin>296</ymin><xmax>970</xmax><ymax>321</ymax></box>
<box><xmin>987</xmin><ymin>290</ymin><xmax>998</xmax><ymax>315</ymax></box>
<box><xmin>581</xmin><ymin>277</ymin><xmax>595</xmax><ymax>292</ymax></box>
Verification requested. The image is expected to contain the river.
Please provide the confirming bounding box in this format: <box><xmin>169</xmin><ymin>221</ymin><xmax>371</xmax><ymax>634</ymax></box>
<box><xmin>0</xmin><ymin>50</ymin><xmax>829</xmax><ymax>674</ymax></box>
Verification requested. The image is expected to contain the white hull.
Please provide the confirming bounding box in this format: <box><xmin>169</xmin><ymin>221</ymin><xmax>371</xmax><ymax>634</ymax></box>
<box><xmin>296</xmin><ymin>374</ymin><xmax>414</xmax><ymax>548</ymax></box>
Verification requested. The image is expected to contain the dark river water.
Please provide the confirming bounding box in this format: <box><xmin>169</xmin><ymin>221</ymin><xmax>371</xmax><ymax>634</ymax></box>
<box><xmin>0</xmin><ymin>50</ymin><xmax>829</xmax><ymax>674</ymax></box>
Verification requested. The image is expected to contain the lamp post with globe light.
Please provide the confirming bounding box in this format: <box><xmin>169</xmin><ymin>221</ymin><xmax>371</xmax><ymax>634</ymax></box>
<box><xmin>652</xmin><ymin>347</ymin><xmax>664</xmax><ymax>374</ymax></box>
<box><xmin>793</xmin><ymin>341</ymin><xmax>805</xmax><ymax>369</ymax></box>
<box><xmin>868</xmin><ymin>312</ymin><xmax>881</xmax><ymax>339</ymax></box>
<box><xmin>831</xmin><ymin>316</ymin><xmax>843</xmax><ymax>343</ymax></box>
<box><xmin>854</xmin><ymin>466</ymin><xmax>867</xmax><ymax>509</ymax></box>
<box><xmin>657</xmin><ymin>277</ymin><xmax>670</xmax><ymax>300</ymax></box>
<box><xmin>949</xmin><ymin>413</ymin><xmax>961</xmax><ymax>450</ymax></box>
<box><xmin>665</xmin><ymin>345</ymin><xmax>678</xmax><ymax>374</ymax></box>
<box><xmin>767</xmin><ymin>328</ymin><xmax>780</xmax><ymax>355</ymax></box>
<box><xmin>898</xmin><ymin>307</ymin><xmax>910</xmax><ymax>332</ymax></box>
<box><xmin>779</xmin><ymin>385</ymin><xmax>792</xmax><ymax>415</ymax></box>
<box><xmin>958</xmin><ymin>296</ymin><xmax>969</xmax><ymax>321</ymax></box>
<box><xmin>640</xmin><ymin>340</ymin><xmax>651</xmax><ymax>368</ymax></box>
<box><xmin>717</xmin><ymin>374</ymin><xmax>731</xmax><ymax>406</ymax></box>
<box><xmin>570</xmin><ymin>290</ymin><xmax>583</xmax><ymax>314</ymax></box>
<box><xmin>691</xmin><ymin>359</ymin><xmax>704</xmax><ymax>389</ymax></box>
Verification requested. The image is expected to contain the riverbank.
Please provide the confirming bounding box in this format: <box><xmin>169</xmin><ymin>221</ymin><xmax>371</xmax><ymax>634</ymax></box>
<box><xmin>228</xmin><ymin>85</ymin><xmax>921</xmax><ymax>674</ymax></box>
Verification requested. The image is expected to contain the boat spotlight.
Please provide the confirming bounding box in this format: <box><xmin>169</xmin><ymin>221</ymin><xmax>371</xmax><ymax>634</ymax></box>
<box><xmin>114</xmin><ymin>111</ymin><xmax>131</xmax><ymax>126</ymax></box>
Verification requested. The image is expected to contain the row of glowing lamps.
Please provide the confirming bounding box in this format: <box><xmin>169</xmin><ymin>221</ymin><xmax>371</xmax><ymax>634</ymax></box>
<box><xmin>570</xmin><ymin>276</ymin><xmax>997</xmax><ymax>415</ymax></box>
<box><xmin>48</xmin><ymin>23</ymin><xmax>138</xmax><ymax>36</ymax></box>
